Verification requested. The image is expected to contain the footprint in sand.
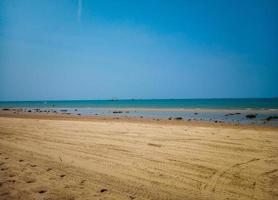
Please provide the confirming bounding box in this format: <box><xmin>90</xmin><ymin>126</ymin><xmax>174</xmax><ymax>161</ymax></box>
<box><xmin>46</xmin><ymin>168</ymin><xmax>52</xmax><ymax>171</ymax></box>
<box><xmin>38</xmin><ymin>190</ymin><xmax>47</xmax><ymax>194</ymax></box>
<box><xmin>25</xmin><ymin>178</ymin><xmax>36</xmax><ymax>184</ymax></box>
<box><xmin>1</xmin><ymin>167</ymin><xmax>8</xmax><ymax>171</ymax></box>
<box><xmin>6</xmin><ymin>179</ymin><xmax>16</xmax><ymax>183</ymax></box>
<box><xmin>30</xmin><ymin>164</ymin><xmax>37</xmax><ymax>167</ymax></box>
<box><xmin>60</xmin><ymin>174</ymin><xmax>66</xmax><ymax>178</ymax></box>
<box><xmin>1</xmin><ymin>192</ymin><xmax>10</xmax><ymax>196</ymax></box>
<box><xmin>18</xmin><ymin>159</ymin><xmax>24</xmax><ymax>162</ymax></box>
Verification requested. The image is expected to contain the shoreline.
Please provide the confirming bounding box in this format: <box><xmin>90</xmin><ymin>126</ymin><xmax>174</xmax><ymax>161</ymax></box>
<box><xmin>1</xmin><ymin>110</ymin><xmax>278</xmax><ymax>131</ymax></box>
<box><xmin>2</xmin><ymin>106</ymin><xmax>278</xmax><ymax>113</ymax></box>
<box><xmin>2</xmin><ymin>106</ymin><xmax>278</xmax><ymax>127</ymax></box>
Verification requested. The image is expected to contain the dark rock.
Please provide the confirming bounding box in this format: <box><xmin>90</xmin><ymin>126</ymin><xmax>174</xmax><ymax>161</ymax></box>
<box><xmin>113</xmin><ymin>111</ymin><xmax>123</xmax><ymax>114</ymax></box>
<box><xmin>265</xmin><ymin>116</ymin><xmax>278</xmax><ymax>121</ymax></box>
<box><xmin>2</xmin><ymin>108</ymin><xmax>10</xmax><ymax>111</ymax></box>
<box><xmin>194</xmin><ymin>112</ymin><xmax>198</xmax><ymax>115</ymax></box>
<box><xmin>174</xmin><ymin>117</ymin><xmax>183</xmax><ymax>120</ymax></box>
<box><xmin>225</xmin><ymin>112</ymin><xmax>241</xmax><ymax>116</ymax></box>
<box><xmin>168</xmin><ymin>117</ymin><xmax>172</xmax><ymax>120</ymax></box>
<box><xmin>60</xmin><ymin>110</ymin><xmax>67</xmax><ymax>112</ymax></box>
<box><xmin>245</xmin><ymin>114</ymin><xmax>257</xmax><ymax>119</ymax></box>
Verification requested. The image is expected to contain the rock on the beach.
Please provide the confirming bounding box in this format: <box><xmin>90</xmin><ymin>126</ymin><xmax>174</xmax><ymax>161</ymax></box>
<box><xmin>174</xmin><ymin>117</ymin><xmax>183</xmax><ymax>120</ymax></box>
<box><xmin>266</xmin><ymin>116</ymin><xmax>278</xmax><ymax>121</ymax></box>
<box><xmin>245</xmin><ymin>114</ymin><xmax>257</xmax><ymax>119</ymax></box>
<box><xmin>113</xmin><ymin>111</ymin><xmax>123</xmax><ymax>114</ymax></box>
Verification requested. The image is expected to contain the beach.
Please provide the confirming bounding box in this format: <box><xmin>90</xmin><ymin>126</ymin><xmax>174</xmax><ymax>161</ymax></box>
<box><xmin>2</xmin><ymin>0</ymin><xmax>278</xmax><ymax>199</ymax></box>
<box><xmin>0</xmin><ymin>113</ymin><xmax>278</xmax><ymax>200</ymax></box>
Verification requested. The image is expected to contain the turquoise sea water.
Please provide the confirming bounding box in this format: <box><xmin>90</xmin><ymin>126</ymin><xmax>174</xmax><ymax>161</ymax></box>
<box><xmin>0</xmin><ymin>98</ymin><xmax>278</xmax><ymax>109</ymax></box>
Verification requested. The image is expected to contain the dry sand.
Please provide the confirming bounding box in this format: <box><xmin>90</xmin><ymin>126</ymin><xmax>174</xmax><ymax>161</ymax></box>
<box><xmin>0</xmin><ymin>115</ymin><xmax>278</xmax><ymax>200</ymax></box>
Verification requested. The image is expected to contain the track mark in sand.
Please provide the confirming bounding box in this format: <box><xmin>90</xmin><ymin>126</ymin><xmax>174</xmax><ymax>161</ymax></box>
<box><xmin>199</xmin><ymin>170</ymin><xmax>218</xmax><ymax>192</ymax></box>
<box><xmin>129</xmin><ymin>195</ymin><xmax>136</xmax><ymax>199</ymax></box>
<box><xmin>148</xmin><ymin>143</ymin><xmax>162</xmax><ymax>147</ymax></box>
<box><xmin>100</xmin><ymin>188</ymin><xmax>108</xmax><ymax>193</ymax></box>
<box><xmin>1</xmin><ymin>192</ymin><xmax>10</xmax><ymax>196</ymax></box>
<box><xmin>262</xmin><ymin>169</ymin><xmax>278</xmax><ymax>175</ymax></box>
<box><xmin>252</xmin><ymin>181</ymin><xmax>257</xmax><ymax>189</ymax></box>
<box><xmin>202</xmin><ymin>158</ymin><xmax>261</xmax><ymax>194</ymax></box>
<box><xmin>108</xmin><ymin>147</ymin><xmax>130</xmax><ymax>152</ymax></box>
<box><xmin>219</xmin><ymin>158</ymin><xmax>260</xmax><ymax>178</ymax></box>
<box><xmin>46</xmin><ymin>167</ymin><xmax>52</xmax><ymax>171</ymax></box>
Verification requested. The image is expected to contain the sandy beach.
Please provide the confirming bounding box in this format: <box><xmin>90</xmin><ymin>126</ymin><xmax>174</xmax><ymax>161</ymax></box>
<box><xmin>0</xmin><ymin>114</ymin><xmax>277</xmax><ymax>200</ymax></box>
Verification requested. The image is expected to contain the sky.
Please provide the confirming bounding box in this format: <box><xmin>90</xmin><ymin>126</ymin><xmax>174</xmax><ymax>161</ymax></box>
<box><xmin>0</xmin><ymin>0</ymin><xmax>277</xmax><ymax>101</ymax></box>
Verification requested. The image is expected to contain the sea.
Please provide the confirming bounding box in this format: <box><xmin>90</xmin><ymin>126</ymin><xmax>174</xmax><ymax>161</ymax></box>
<box><xmin>1</xmin><ymin>98</ymin><xmax>278</xmax><ymax>126</ymax></box>
<box><xmin>1</xmin><ymin>98</ymin><xmax>278</xmax><ymax>109</ymax></box>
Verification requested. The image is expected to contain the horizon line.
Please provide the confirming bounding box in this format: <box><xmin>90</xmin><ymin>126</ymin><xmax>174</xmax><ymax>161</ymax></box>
<box><xmin>0</xmin><ymin>97</ymin><xmax>278</xmax><ymax>103</ymax></box>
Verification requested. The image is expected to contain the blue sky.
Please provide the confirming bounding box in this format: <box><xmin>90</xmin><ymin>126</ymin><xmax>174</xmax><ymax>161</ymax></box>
<box><xmin>0</xmin><ymin>0</ymin><xmax>277</xmax><ymax>101</ymax></box>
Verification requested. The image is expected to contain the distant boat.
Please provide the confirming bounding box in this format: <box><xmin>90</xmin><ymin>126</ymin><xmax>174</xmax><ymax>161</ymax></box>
<box><xmin>111</xmin><ymin>97</ymin><xmax>118</xmax><ymax>101</ymax></box>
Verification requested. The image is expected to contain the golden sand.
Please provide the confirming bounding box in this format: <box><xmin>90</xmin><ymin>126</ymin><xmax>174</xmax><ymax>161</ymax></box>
<box><xmin>0</xmin><ymin>115</ymin><xmax>277</xmax><ymax>200</ymax></box>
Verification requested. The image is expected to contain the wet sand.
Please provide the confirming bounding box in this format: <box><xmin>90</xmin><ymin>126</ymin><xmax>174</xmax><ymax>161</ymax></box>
<box><xmin>0</xmin><ymin>114</ymin><xmax>278</xmax><ymax>200</ymax></box>
<box><xmin>2</xmin><ymin>107</ymin><xmax>278</xmax><ymax>127</ymax></box>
